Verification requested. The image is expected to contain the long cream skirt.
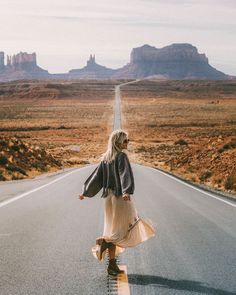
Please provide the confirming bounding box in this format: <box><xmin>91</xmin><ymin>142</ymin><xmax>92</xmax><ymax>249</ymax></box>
<box><xmin>92</xmin><ymin>189</ymin><xmax>156</xmax><ymax>261</ymax></box>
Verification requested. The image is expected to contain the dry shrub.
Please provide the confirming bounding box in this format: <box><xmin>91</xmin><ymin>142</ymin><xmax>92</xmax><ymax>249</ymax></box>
<box><xmin>224</xmin><ymin>173</ymin><xmax>236</xmax><ymax>190</ymax></box>
<box><xmin>200</xmin><ymin>171</ymin><xmax>213</xmax><ymax>182</ymax></box>
<box><xmin>175</xmin><ymin>139</ymin><xmax>188</xmax><ymax>145</ymax></box>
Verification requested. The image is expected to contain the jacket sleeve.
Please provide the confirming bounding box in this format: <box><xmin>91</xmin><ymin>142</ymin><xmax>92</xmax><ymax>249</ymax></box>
<box><xmin>81</xmin><ymin>162</ymin><xmax>103</xmax><ymax>198</ymax></box>
<box><xmin>117</xmin><ymin>152</ymin><xmax>135</xmax><ymax>195</ymax></box>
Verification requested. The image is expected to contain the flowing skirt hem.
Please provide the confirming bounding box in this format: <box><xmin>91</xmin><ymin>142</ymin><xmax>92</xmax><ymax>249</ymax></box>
<box><xmin>91</xmin><ymin>217</ymin><xmax>156</xmax><ymax>261</ymax></box>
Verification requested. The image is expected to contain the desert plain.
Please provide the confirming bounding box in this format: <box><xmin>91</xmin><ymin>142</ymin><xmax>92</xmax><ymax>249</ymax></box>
<box><xmin>0</xmin><ymin>79</ymin><xmax>235</xmax><ymax>197</ymax></box>
<box><xmin>0</xmin><ymin>80</ymin><xmax>119</xmax><ymax>180</ymax></box>
<box><xmin>122</xmin><ymin>80</ymin><xmax>236</xmax><ymax>197</ymax></box>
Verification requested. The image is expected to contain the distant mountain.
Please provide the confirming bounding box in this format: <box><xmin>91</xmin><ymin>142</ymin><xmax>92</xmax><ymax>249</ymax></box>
<box><xmin>67</xmin><ymin>54</ymin><xmax>115</xmax><ymax>79</ymax></box>
<box><xmin>113</xmin><ymin>44</ymin><xmax>232</xmax><ymax>80</ymax></box>
<box><xmin>0</xmin><ymin>51</ymin><xmax>49</xmax><ymax>81</ymax></box>
<box><xmin>0</xmin><ymin>44</ymin><xmax>235</xmax><ymax>82</ymax></box>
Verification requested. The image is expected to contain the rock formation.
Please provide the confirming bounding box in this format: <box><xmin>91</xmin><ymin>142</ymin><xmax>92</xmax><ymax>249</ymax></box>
<box><xmin>68</xmin><ymin>54</ymin><xmax>115</xmax><ymax>79</ymax></box>
<box><xmin>0</xmin><ymin>44</ymin><xmax>234</xmax><ymax>81</ymax></box>
<box><xmin>0</xmin><ymin>51</ymin><xmax>49</xmax><ymax>81</ymax></box>
<box><xmin>6</xmin><ymin>52</ymin><xmax>37</xmax><ymax>71</ymax></box>
<box><xmin>86</xmin><ymin>54</ymin><xmax>96</xmax><ymax>68</ymax></box>
<box><xmin>0</xmin><ymin>52</ymin><xmax>4</xmax><ymax>71</ymax></box>
<box><xmin>113</xmin><ymin>44</ymin><xmax>230</xmax><ymax>79</ymax></box>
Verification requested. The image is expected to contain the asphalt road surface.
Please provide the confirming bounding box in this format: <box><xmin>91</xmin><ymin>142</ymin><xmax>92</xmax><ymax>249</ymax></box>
<box><xmin>113</xmin><ymin>80</ymin><xmax>140</xmax><ymax>130</ymax></box>
<box><xmin>0</xmin><ymin>163</ymin><xmax>236</xmax><ymax>295</ymax></box>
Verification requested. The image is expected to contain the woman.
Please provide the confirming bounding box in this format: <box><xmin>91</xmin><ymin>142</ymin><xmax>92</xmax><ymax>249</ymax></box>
<box><xmin>79</xmin><ymin>129</ymin><xmax>156</xmax><ymax>275</ymax></box>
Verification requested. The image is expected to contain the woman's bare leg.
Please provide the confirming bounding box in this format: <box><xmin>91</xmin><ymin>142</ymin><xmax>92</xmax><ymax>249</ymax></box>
<box><xmin>108</xmin><ymin>243</ymin><xmax>116</xmax><ymax>259</ymax></box>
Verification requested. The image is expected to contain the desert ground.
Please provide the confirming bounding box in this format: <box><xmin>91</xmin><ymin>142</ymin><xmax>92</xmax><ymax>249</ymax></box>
<box><xmin>121</xmin><ymin>80</ymin><xmax>236</xmax><ymax>196</ymax></box>
<box><xmin>0</xmin><ymin>79</ymin><xmax>235</xmax><ymax>197</ymax></box>
<box><xmin>0</xmin><ymin>80</ymin><xmax>124</xmax><ymax>180</ymax></box>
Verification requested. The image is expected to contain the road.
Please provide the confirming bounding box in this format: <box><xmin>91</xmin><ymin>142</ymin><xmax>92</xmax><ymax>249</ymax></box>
<box><xmin>0</xmin><ymin>81</ymin><xmax>236</xmax><ymax>295</ymax></box>
<box><xmin>113</xmin><ymin>80</ymin><xmax>140</xmax><ymax>130</ymax></box>
<box><xmin>1</xmin><ymin>164</ymin><xmax>236</xmax><ymax>294</ymax></box>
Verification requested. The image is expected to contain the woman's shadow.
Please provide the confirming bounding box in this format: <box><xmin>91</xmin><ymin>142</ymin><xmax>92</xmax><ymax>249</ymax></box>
<box><xmin>128</xmin><ymin>274</ymin><xmax>235</xmax><ymax>295</ymax></box>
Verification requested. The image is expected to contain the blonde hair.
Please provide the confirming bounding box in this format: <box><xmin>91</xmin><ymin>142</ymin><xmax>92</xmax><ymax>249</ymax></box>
<box><xmin>100</xmin><ymin>129</ymin><xmax>128</xmax><ymax>163</ymax></box>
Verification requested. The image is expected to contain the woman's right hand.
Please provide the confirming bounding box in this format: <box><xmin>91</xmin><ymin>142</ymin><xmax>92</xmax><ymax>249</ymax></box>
<box><xmin>79</xmin><ymin>194</ymin><xmax>85</xmax><ymax>200</ymax></box>
<box><xmin>122</xmin><ymin>193</ymin><xmax>131</xmax><ymax>201</ymax></box>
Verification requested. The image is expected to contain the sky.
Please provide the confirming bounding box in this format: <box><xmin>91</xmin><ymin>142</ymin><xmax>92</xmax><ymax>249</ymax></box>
<box><xmin>1</xmin><ymin>0</ymin><xmax>236</xmax><ymax>75</ymax></box>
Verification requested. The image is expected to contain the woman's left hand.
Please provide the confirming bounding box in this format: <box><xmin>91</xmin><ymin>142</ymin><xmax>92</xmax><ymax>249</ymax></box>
<box><xmin>122</xmin><ymin>193</ymin><xmax>131</xmax><ymax>201</ymax></box>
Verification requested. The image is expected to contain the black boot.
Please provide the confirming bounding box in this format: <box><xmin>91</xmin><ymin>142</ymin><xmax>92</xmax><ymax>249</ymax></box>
<box><xmin>107</xmin><ymin>258</ymin><xmax>125</xmax><ymax>275</ymax></box>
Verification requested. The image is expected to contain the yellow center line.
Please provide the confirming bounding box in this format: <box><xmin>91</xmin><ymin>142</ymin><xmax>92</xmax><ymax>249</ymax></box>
<box><xmin>116</xmin><ymin>265</ymin><xmax>130</xmax><ymax>295</ymax></box>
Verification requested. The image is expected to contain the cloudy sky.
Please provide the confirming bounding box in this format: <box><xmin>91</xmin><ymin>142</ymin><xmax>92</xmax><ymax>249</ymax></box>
<box><xmin>1</xmin><ymin>0</ymin><xmax>236</xmax><ymax>74</ymax></box>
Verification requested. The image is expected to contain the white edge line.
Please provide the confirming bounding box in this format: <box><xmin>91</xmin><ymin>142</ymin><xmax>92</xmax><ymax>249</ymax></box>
<box><xmin>1</xmin><ymin>161</ymin><xmax>235</xmax><ymax>209</ymax></box>
<box><xmin>118</xmin><ymin>79</ymin><xmax>236</xmax><ymax>209</ymax></box>
<box><xmin>1</xmin><ymin>81</ymin><xmax>137</xmax><ymax>209</ymax></box>
<box><xmin>0</xmin><ymin>165</ymin><xmax>94</xmax><ymax>209</ymax></box>
<box><xmin>136</xmin><ymin>164</ymin><xmax>236</xmax><ymax>208</ymax></box>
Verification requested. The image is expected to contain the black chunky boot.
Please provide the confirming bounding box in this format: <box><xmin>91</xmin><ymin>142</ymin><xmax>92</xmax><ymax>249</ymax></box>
<box><xmin>107</xmin><ymin>258</ymin><xmax>125</xmax><ymax>275</ymax></box>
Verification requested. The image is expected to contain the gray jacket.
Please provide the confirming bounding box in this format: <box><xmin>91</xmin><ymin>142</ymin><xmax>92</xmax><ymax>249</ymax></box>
<box><xmin>81</xmin><ymin>151</ymin><xmax>135</xmax><ymax>198</ymax></box>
